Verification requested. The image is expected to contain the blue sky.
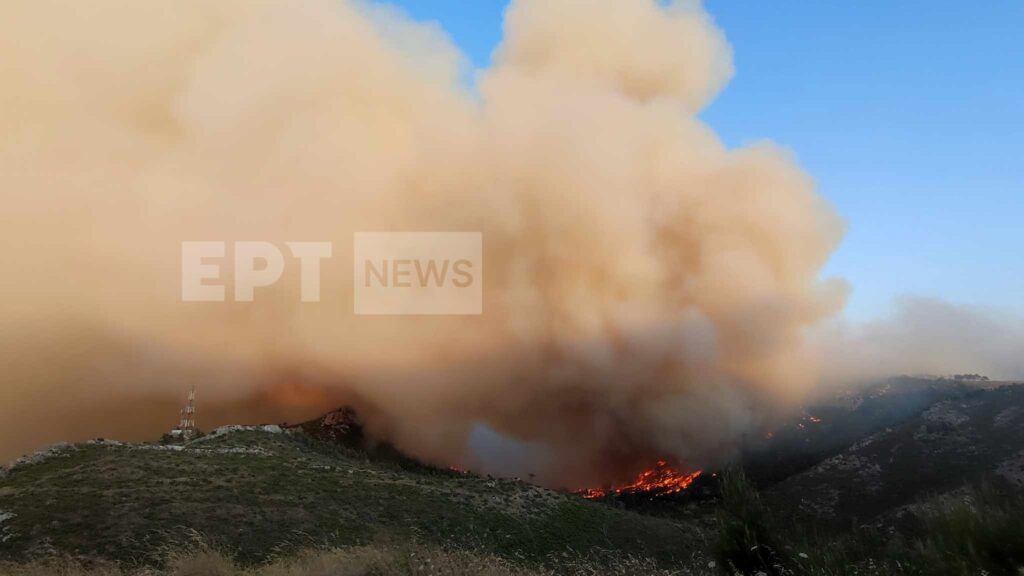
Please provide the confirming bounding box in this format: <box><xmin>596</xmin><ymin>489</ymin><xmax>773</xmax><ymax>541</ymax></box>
<box><xmin>388</xmin><ymin>0</ymin><xmax>1023</xmax><ymax>320</ymax></box>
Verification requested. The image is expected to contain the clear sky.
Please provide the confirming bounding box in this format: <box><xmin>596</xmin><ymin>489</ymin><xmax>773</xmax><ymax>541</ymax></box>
<box><xmin>387</xmin><ymin>0</ymin><xmax>1023</xmax><ymax>320</ymax></box>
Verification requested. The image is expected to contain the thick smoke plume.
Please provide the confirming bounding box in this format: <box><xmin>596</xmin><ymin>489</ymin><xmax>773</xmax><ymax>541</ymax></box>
<box><xmin>1</xmin><ymin>0</ymin><xmax>1017</xmax><ymax>486</ymax></box>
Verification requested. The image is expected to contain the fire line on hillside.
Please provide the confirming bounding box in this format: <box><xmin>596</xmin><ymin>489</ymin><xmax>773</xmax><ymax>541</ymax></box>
<box><xmin>576</xmin><ymin>460</ymin><xmax>703</xmax><ymax>500</ymax></box>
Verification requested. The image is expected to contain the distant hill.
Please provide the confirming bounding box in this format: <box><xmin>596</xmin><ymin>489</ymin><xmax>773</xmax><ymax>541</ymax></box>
<box><xmin>764</xmin><ymin>383</ymin><xmax>1024</xmax><ymax>528</ymax></box>
<box><xmin>742</xmin><ymin>377</ymin><xmax>977</xmax><ymax>487</ymax></box>
<box><xmin>579</xmin><ymin>378</ymin><xmax>1024</xmax><ymax>529</ymax></box>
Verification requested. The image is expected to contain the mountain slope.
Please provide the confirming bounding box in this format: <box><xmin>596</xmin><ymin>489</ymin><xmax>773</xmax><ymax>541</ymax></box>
<box><xmin>742</xmin><ymin>377</ymin><xmax>975</xmax><ymax>487</ymax></box>
<box><xmin>0</xmin><ymin>427</ymin><xmax>703</xmax><ymax>567</ymax></box>
<box><xmin>764</xmin><ymin>384</ymin><xmax>1024</xmax><ymax>527</ymax></box>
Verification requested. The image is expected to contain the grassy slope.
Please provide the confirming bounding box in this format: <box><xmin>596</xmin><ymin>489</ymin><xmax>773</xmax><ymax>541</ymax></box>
<box><xmin>0</xmin><ymin>430</ymin><xmax>703</xmax><ymax>568</ymax></box>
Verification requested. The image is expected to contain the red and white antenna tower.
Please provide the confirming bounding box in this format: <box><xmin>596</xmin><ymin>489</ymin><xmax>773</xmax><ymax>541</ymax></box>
<box><xmin>178</xmin><ymin>385</ymin><xmax>197</xmax><ymax>433</ymax></box>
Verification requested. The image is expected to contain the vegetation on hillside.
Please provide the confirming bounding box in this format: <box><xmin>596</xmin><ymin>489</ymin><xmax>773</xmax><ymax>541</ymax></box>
<box><xmin>3</xmin><ymin>397</ymin><xmax>1023</xmax><ymax>576</ymax></box>
<box><xmin>714</xmin><ymin>470</ymin><xmax>1024</xmax><ymax>575</ymax></box>
<box><xmin>0</xmin><ymin>543</ymin><xmax>688</xmax><ymax>576</ymax></box>
<box><xmin>0</xmin><ymin>429</ymin><xmax>702</xmax><ymax>571</ymax></box>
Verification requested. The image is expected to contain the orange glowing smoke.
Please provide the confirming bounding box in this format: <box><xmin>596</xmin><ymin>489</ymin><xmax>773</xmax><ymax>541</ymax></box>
<box><xmin>578</xmin><ymin>460</ymin><xmax>702</xmax><ymax>500</ymax></box>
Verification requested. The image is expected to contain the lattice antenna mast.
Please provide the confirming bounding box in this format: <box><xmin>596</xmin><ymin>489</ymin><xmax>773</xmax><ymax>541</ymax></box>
<box><xmin>178</xmin><ymin>386</ymin><xmax>197</xmax><ymax>431</ymax></box>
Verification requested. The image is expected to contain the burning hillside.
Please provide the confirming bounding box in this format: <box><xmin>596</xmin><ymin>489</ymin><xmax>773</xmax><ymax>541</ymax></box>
<box><xmin>578</xmin><ymin>460</ymin><xmax>703</xmax><ymax>500</ymax></box>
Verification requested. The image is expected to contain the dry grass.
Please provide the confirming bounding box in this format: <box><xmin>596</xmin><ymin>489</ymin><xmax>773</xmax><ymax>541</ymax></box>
<box><xmin>253</xmin><ymin>546</ymin><xmax>538</xmax><ymax>576</ymax></box>
<box><xmin>0</xmin><ymin>544</ymin><xmax>697</xmax><ymax>576</ymax></box>
<box><xmin>0</xmin><ymin>559</ymin><xmax>132</xmax><ymax>576</ymax></box>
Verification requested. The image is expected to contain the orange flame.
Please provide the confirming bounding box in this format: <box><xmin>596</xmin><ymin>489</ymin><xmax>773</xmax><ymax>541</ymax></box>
<box><xmin>578</xmin><ymin>460</ymin><xmax>702</xmax><ymax>499</ymax></box>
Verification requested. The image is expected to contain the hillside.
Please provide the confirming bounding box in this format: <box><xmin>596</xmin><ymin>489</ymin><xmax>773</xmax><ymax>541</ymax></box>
<box><xmin>2</xmin><ymin>380</ymin><xmax>1023</xmax><ymax>575</ymax></box>
<box><xmin>764</xmin><ymin>383</ymin><xmax>1024</xmax><ymax>528</ymax></box>
<box><xmin>742</xmin><ymin>377</ymin><xmax>976</xmax><ymax>487</ymax></box>
<box><xmin>591</xmin><ymin>379</ymin><xmax>1024</xmax><ymax>533</ymax></box>
<box><xmin>0</xmin><ymin>426</ymin><xmax>705</xmax><ymax>569</ymax></box>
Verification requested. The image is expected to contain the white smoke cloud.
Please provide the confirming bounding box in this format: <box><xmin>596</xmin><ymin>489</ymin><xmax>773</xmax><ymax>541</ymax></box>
<box><xmin>816</xmin><ymin>297</ymin><xmax>1024</xmax><ymax>387</ymax></box>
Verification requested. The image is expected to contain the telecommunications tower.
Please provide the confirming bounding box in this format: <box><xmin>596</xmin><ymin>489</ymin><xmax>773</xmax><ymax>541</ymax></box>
<box><xmin>173</xmin><ymin>386</ymin><xmax>198</xmax><ymax>438</ymax></box>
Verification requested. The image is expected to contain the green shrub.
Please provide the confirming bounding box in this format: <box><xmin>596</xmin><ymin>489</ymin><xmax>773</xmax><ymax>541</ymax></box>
<box><xmin>713</xmin><ymin>468</ymin><xmax>788</xmax><ymax>575</ymax></box>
